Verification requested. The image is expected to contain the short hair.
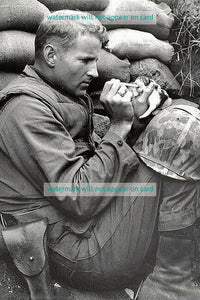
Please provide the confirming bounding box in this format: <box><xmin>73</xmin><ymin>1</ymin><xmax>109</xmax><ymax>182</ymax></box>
<box><xmin>35</xmin><ymin>10</ymin><xmax>108</xmax><ymax>58</ymax></box>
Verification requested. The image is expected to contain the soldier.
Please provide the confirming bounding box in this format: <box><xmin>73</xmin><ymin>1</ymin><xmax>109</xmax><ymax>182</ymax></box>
<box><xmin>0</xmin><ymin>10</ymin><xmax>163</xmax><ymax>293</ymax></box>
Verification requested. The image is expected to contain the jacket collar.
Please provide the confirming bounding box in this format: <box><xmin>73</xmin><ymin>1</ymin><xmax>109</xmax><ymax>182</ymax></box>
<box><xmin>21</xmin><ymin>65</ymin><xmax>92</xmax><ymax>105</ymax></box>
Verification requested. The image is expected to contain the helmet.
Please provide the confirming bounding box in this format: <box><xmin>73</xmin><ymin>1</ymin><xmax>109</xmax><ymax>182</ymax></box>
<box><xmin>133</xmin><ymin>104</ymin><xmax>200</xmax><ymax>180</ymax></box>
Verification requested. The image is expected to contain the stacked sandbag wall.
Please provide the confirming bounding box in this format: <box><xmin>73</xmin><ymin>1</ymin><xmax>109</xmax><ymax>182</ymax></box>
<box><xmin>90</xmin><ymin>0</ymin><xmax>179</xmax><ymax>102</ymax></box>
<box><xmin>0</xmin><ymin>0</ymin><xmax>49</xmax><ymax>90</ymax></box>
<box><xmin>37</xmin><ymin>0</ymin><xmax>109</xmax><ymax>11</ymax></box>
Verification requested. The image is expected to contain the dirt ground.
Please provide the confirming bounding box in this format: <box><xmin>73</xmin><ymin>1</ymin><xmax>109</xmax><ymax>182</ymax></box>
<box><xmin>0</xmin><ymin>258</ymin><xmax>130</xmax><ymax>300</ymax></box>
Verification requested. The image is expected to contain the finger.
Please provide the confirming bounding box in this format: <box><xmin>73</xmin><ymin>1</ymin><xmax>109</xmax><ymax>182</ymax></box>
<box><xmin>142</xmin><ymin>82</ymin><xmax>156</xmax><ymax>99</ymax></box>
<box><xmin>110</xmin><ymin>78</ymin><xmax>120</xmax><ymax>82</ymax></box>
<box><xmin>122</xmin><ymin>90</ymin><xmax>132</xmax><ymax>102</ymax></box>
<box><xmin>134</xmin><ymin>78</ymin><xmax>145</xmax><ymax>89</ymax></box>
<box><xmin>107</xmin><ymin>79</ymin><xmax>122</xmax><ymax>98</ymax></box>
<box><xmin>112</xmin><ymin>93</ymin><xmax>123</xmax><ymax>102</ymax></box>
<box><xmin>137</xmin><ymin>82</ymin><xmax>156</xmax><ymax>105</ymax></box>
<box><xmin>112</xmin><ymin>90</ymin><xmax>132</xmax><ymax>103</ymax></box>
<box><xmin>100</xmin><ymin>79</ymin><xmax>121</xmax><ymax>103</ymax></box>
<box><xmin>137</xmin><ymin>87</ymin><xmax>143</xmax><ymax>94</ymax></box>
<box><xmin>117</xmin><ymin>85</ymin><xmax>128</xmax><ymax>97</ymax></box>
<box><xmin>139</xmin><ymin>88</ymin><xmax>159</xmax><ymax>119</ymax></box>
<box><xmin>101</xmin><ymin>80</ymin><xmax>116</xmax><ymax>95</ymax></box>
<box><xmin>132</xmin><ymin>89</ymin><xmax>140</xmax><ymax>97</ymax></box>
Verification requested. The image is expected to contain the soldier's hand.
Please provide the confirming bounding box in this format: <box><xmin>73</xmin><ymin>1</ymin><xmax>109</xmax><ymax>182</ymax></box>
<box><xmin>130</xmin><ymin>78</ymin><xmax>172</xmax><ymax>119</ymax></box>
<box><xmin>131</xmin><ymin>81</ymin><xmax>157</xmax><ymax>118</ymax></box>
<box><xmin>100</xmin><ymin>79</ymin><xmax>134</xmax><ymax>140</ymax></box>
<box><xmin>100</xmin><ymin>79</ymin><xmax>134</xmax><ymax>125</ymax></box>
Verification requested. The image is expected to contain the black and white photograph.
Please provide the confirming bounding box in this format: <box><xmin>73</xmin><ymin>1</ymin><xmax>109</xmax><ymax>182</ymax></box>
<box><xmin>0</xmin><ymin>0</ymin><xmax>199</xmax><ymax>299</ymax></box>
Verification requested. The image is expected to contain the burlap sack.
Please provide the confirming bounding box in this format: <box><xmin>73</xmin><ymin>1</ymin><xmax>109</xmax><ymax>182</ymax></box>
<box><xmin>38</xmin><ymin>0</ymin><xmax>109</xmax><ymax>11</ymax></box>
<box><xmin>151</xmin><ymin>0</ymin><xmax>174</xmax><ymax>7</ymax></box>
<box><xmin>107</xmin><ymin>29</ymin><xmax>174</xmax><ymax>64</ymax></box>
<box><xmin>130</xmin><ymin>58</ymin><xmax>180</xmax><ymax>97</ymax></box>
<box><xmin>97</xmin><ymin>49</ymin><xmax>131</xmax><ymax>82</ymax></box>
<box><xmin>0</xmin><ymin>0</ymin><xmax>49</xmax><ymax>32</ymax></box>
<box><xmin>103</xmin><ymin>0</ymin><xmax>174</xmax><ymax>40</ymax></box>
<box><xmin>0</xmin><ymin>31</ymin><xmax>35</xmax><ymax>71</ymax></box>
<box><xmin>88</xmin><ymin>49</ymin><xmax>130</xmax><ymax>92</ymax></box>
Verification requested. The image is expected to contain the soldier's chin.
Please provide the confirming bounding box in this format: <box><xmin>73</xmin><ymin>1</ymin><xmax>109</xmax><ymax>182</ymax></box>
<box><xmin>79</xmin><ymin>90</ymin><xmax>87</xmax><ymax>97</ymax></box>
<box><xmin>78</xmin><ymin>85</ymin><xmax>88</xmax><ymax>96</ymax></box>
<box><xmin>71</xmin><ymin>87</ymin><xmax>87</xmax><ymax>98</ymax></box>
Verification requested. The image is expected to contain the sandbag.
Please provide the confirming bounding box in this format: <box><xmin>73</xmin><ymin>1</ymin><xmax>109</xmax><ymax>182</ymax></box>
<box><xmin>130</xmin><ymin>58</ymin><xmax>180</xmax><ymax>97</ymax></box>
<box><xmin>103</xmin><ymin>0</ymin><xmax>174</xmax><ymax>40</ymax></box>
<box><xmin>38</xmin><ymin>0</ymin><xmax>109</xmax><ymax>11</ymax></box>
<box><xmin>0</xmin><ymin>0</ymin><xmax>49</xmax><ymax>32</ymax></box>
<box><xmin>0</xmin><ymin>72</ymin><xmax>20</xmax><ymax>91</ymax></box>
<box><xmin>97</xmin><ymin>49</ymin><xmax>131</xmax><ymax>82</ymax></box>
<box><xmin>88</xmin><ymin>49</ymin><xmax>130</xmax><ymax>92</ymax></box>
<box><xmin>107</xmin><ymin>29</ymin><xmax>174</xmax><ymax>64</ymax></box>
<box><xmin>0</xmin><ymin>31</ymin><xmax>35</xmax><ymax>71</ymax></box>
<box><xmin>151</xmin><ymin>0</ymin><xmax>175</xmax><ymax>7</ymax></box>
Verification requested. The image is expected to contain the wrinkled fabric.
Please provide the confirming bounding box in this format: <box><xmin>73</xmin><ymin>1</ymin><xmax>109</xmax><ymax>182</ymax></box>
<box><xmin>159</xmin><ymin>176</ymin><xmax>200</xmax><ymax>231</ymax></box>
<box><xmin>49</xmin><ymin>162</ymin><xmax>161</xmax><ymax>290</ymax></box>
<box><xmin>0</xmin><ymin>65</ymin><xmax>139</xmax><ymax>222</ymax></box>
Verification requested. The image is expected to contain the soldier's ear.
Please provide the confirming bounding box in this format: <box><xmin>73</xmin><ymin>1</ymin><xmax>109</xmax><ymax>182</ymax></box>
<box><xmin>43</xmin><ymin>44</ymin><xmax>56</xmax><ymax>67</ymax></box>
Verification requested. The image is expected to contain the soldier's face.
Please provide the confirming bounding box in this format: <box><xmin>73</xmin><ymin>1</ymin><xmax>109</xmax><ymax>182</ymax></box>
<box><xmin>54</xmin><ymin>33</ymin><xmax>101</xmax><ymax>97</ymax></box>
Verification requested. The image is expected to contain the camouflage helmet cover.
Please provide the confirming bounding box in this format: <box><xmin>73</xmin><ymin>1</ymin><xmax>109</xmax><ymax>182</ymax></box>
<box><xmin>133</xmin><ymin>104</ymin><xmax>200</xmax><ymax>180</ymax></box>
